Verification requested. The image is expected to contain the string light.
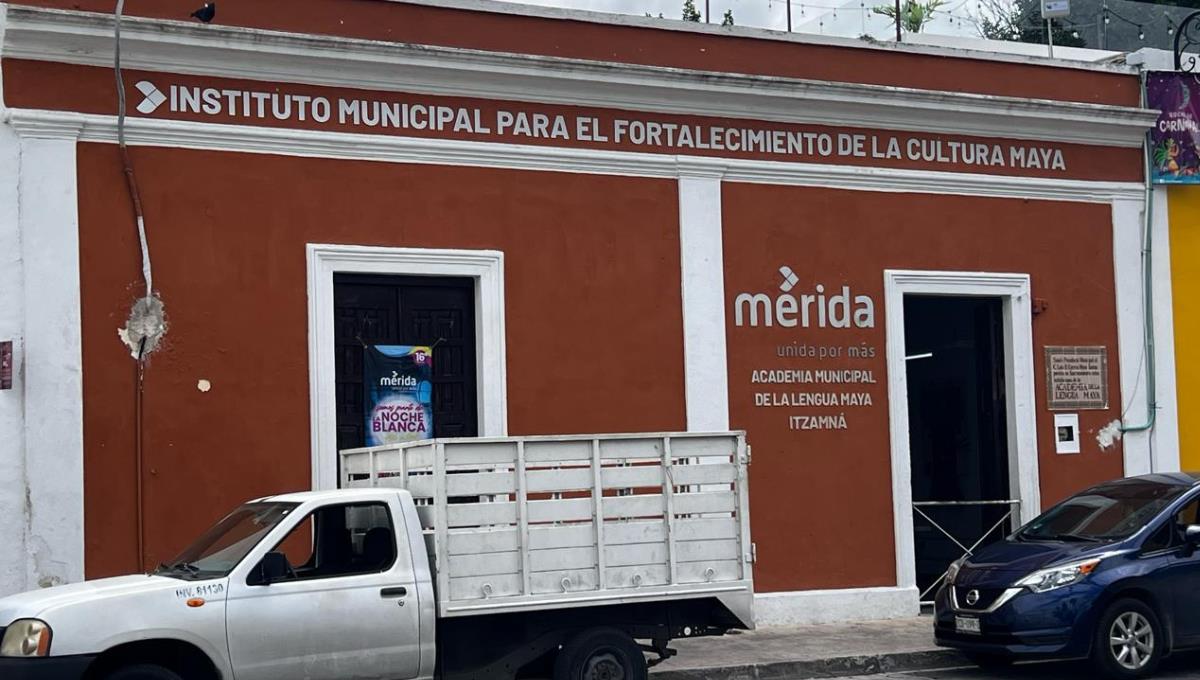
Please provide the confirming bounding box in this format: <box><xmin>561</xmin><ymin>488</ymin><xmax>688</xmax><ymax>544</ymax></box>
<box><xmin>1138</xmin><ymin>25</ymin><xmax>1144</xmax><ymax>40</ymax></box>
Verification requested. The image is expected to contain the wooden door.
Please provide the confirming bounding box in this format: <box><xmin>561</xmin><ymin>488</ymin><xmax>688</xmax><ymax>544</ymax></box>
<box><xmin>334</xmin><ymin>274</ymin><xmax>478</xmax><ymax>453</ymax></box>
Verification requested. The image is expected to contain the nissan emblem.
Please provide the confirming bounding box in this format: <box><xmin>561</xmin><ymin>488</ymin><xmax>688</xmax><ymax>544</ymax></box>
<box><xmin>965</xmin><ymin>589</ymin><xmax>981</xmax><ymax>606</ymax></box>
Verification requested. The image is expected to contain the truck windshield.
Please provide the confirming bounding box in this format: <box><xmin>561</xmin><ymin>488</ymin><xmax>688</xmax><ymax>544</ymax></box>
<box><xmin>1019</xmin><ymin>478</ymin><xmax>1188</xmax><ymax>542</ymax></box>
<box><xmin>155</xmin><ymin>502</ymin><xmax>299</xmax><ymax>580</ymax></box>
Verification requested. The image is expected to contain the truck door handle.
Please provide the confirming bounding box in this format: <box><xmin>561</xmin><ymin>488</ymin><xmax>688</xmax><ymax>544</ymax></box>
<box><xmin>381</xmin><ymin>587</ymin><xmax>408</xmax><ymax>598</ymax></box>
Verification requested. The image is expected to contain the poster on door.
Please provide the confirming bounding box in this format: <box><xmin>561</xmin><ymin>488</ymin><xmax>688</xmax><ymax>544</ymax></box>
<box><xmin>364</xmin><ymin>345</ymin><xmax>433</xmax><ymax>446</ymax></box>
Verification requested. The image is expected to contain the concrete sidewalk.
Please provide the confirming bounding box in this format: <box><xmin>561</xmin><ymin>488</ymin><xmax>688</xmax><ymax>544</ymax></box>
<box><xmin>652</xmin><ymin>616</ymin><xmax>967</xmax><ymax>680</ymax></box>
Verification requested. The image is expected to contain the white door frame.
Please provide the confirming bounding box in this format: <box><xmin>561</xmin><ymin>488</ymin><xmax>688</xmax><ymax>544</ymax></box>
<box><xmin>306</xmin><ymin>244</ymin><xmax>508</xmax><ymax>491</ymax></box>
<box><xmin>883</xmin><ymin>269</ymin><xmax>1040</xmax><ymax>591</ymax></box>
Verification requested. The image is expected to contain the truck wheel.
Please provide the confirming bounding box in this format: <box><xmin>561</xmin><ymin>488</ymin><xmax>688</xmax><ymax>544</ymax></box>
<box><xmin>554</xmin><ymin>628</ymin><xmax>647</xmax><ymax>680</ymax></box>
<box><xmin>105</xmin><ymin>664</ymin><xmax>184</xmax><ymax>680</ymax></box>
<box><xmin>1090</xmin><ymin>598</ymin><xmax>1163</xmax><ymax>679</ymax></box>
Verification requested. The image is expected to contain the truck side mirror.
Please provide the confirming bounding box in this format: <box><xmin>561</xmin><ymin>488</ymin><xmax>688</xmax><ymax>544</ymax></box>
<box><xmin>248</xmin><ymin>551</ymin><xmax>292</xmax><ymax>586</ymax></box>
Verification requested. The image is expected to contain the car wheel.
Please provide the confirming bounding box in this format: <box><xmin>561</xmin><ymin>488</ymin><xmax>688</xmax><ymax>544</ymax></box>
<box><xmin>963</xmin><ymin>651</ymin><xmax>1014</xmax><ymax>668</ymax></box>
<box><xmin>1091</xmin><ymin>598</ymin><xmax>1163</xmax><ymax>679</ymax></box>
<box><xmin>553</xmin><ymin>627</ymin><xmax>647</xmax><ymax>680</ymax></box>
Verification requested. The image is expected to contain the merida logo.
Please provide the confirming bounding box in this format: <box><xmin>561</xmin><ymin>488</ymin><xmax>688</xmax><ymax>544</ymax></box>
<box><xmin>379</xmin><ymin>371</ymin><xmax>417</xmax><ymax>388</ymax></box>
<box><xmin>135</xmin><ymin>81</ymin><xmax>166</xmax><ymax>114</ymax></box>
<box><xmin>734</xmin><ymin>266</ymin><xmax>876</xmax><ymax>328</ymax></box>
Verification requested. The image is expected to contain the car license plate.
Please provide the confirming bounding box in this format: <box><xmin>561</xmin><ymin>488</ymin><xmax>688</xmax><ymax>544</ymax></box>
<box><xmin>955</xmin><ymin>616</ymin><xmax>981</xmax><ymax>634</ymax></box>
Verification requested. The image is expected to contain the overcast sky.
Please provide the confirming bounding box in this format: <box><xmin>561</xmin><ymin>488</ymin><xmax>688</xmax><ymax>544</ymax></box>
<box><xmin>498</xmin><ymin>0</ymin><xmax>994</xmax><ymax>38</ymax></box>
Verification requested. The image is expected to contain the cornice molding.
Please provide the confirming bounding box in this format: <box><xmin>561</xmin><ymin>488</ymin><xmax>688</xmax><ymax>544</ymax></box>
<box><xmin>3</xmin><ymin>107</ymin><xmax>1144</xmax><ymax>204</ymax></box>
<box><xmin>0</xmin><ymin>5</ymin><xmax>1158</xmax><ymax>149</ymax></box>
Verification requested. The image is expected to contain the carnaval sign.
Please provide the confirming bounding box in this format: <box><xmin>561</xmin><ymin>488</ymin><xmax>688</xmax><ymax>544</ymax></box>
<box><xmin>1147</xmin><ymin>72</ymin><xmax>1200</xmax><ymax>184</ymax></box>
<box><xmin>363</xmin><ymin>345</ymin><xmax>434</xmax><ymax>446</ymax></box>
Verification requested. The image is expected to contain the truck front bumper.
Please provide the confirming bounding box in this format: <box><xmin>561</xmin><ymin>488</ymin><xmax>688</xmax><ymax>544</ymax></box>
<box><xmin>0</xmin><ymin>655</ymin><xmax>95</xmax><ymax>679</ymax></box>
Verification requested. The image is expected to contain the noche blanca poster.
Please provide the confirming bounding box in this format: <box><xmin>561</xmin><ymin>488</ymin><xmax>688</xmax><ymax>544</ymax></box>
<box><xmin>363</xmin><ymin>345</ymin><xmax>433</xmax><ymax>446</ymax></box>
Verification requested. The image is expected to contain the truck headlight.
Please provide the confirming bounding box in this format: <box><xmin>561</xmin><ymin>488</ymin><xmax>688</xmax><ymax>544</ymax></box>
<box><xmin>1</xmin><ymin>619</ymin><xmax>52</xmax><ymax>657</ymax></box>
<box><xmin>1016</xmin><ymin>557</ymin><xmax>1102</xmax><ymax>594</ymax></box>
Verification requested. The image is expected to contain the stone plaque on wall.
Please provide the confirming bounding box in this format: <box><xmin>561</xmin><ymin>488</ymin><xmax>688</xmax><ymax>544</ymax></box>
<box><xmin>1045</xmin><ymin>345</ymin><xmax>1108</xmax><ymax>410</ymax></box>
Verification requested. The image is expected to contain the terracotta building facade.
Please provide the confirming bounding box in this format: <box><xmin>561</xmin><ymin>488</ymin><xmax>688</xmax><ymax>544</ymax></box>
<box><xmin>0</xmin><ymin>0</ymin><xmax>1178</xmax><ymax>623</ymax></box>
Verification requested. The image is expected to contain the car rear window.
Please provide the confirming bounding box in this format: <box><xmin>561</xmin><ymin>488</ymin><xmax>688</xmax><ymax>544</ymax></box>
<box><xmin>1021</xmin><ymin>479</ymin><xmax>1189</xmax><ymax>542</ymax></box>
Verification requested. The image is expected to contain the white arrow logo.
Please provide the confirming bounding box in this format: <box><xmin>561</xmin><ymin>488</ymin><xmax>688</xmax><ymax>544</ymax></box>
<box><xmin>135</xmin><ymin>81</ymin><xmax>166</xmax><ymax>114</ymax></box>
<box><xmin>778</xmin><ymin>265</ymin><xmax>800</xmax><ymax>292</ymax></box>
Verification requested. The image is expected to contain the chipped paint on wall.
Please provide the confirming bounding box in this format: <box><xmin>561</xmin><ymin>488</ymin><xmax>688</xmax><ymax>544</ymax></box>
<box><xmin>1097</xmin><ymin>419</ymin><xmax>1124</xmax><ymax>450</ymax></box>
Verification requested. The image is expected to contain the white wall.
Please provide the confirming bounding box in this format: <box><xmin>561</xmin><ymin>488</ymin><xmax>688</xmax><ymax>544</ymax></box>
<box><xmin>0</xmin><ymin>2</ymin><xmax>86</xmax><ymax>591</ymax></box>
<box><xmin>1113</xmin><ymin>194</ymin><xmax>1182</xmax><ymax>476</ymax></box>
<box><xmin>1150</xmin><ymin>187</ymin><xmax>1181</xmax><ymax>472</ymax></box>
<box><xmin>18</xmin><ymin>134</ymin><xmax>85</xmax><ymax>590</ymax></box>
<box><xmin>678</xmin><ymin>173</ymin><xmax>729</xmax><ymax>433</ymax></box>
<box><xmin>0</xmin><ymin>105</ymin><xmax>30</xmax><ymax>597</ymax></box>
<box><xmin>0</xmin><ymin>128</ymin><xmax>87</xmax><ymax>597</ymax></box>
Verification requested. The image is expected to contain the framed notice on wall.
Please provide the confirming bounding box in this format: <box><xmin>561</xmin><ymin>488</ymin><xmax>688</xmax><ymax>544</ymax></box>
<box><xmin>1045</xmin><ymin>346</ymin><xmax>1108</xmax><ymax>410</ymax></box>
<box><xmin>363</xmin><ymin>345</ymin><xmax>434</xmax><ymax>446</ymax></box>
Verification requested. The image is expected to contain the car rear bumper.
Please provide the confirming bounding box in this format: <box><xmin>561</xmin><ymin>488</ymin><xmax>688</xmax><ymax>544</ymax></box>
<box><xmin>0</xmin><ymin>655</ymin><xmax>95</xmax><ymax>679</ymax></box>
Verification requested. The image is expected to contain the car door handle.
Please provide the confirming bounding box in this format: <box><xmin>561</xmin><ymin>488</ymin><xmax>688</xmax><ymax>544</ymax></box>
<box><xmin>381</xmin><ymin>587</ymin><xmax>408</xmax><ymax>598</ymax></box>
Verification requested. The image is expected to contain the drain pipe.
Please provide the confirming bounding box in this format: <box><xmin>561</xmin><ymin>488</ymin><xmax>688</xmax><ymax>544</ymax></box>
<box><xmin>1121</xmin><ymin>69</ymin><xmax>1157</xmax><ymax>448</ymax></box>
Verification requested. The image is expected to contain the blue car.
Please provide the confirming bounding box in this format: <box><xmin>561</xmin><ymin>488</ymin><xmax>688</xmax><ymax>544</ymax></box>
<box><xmin>934</xmin><ymin>472</ymin><xmax>1200</xmax><ymax>679</ymax></box>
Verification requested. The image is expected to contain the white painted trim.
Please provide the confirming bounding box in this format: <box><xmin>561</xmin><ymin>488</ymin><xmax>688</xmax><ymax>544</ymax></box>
<box><xmin>754</xmin><ymin>586</ymin><xmax>920</xmax><ymax>626</ymax></box>
<box><xmin>1149</xmin><ymin>187</ymin><xmax>1180</xmax><ymax>472</ymax></box>
<box><xmin>1113</xmin><ymin>194</ymin><xmax>1180</xmax><ymax>475</ymax></box>
<box><xmin>18</xmin><ymin>134</ymin><xmax>85</xmax><ymax>588</ymax></box>
<box><xmin>306</xmin><ymin>245</ymin><xmax>507</xmax><ymax>491</ymax></box>
<box><xmin>4</xmin><ymin>109</ymin><xmax>1147</xmax><ymax>205</ymax></box>
<box><xmin>678</xmin><ymin>175</ymin><xmax>729</xmax><ymax>432</ymax></box>
<box><xmin>0</xmin><ymin>6</ymin><xmax>1156</xmax><ymax>148</ymax></box>
<box><xmin>1113</xmin><ymin>199</ymin><xmax>1153</xmax><ymax>476</ymax></box>
<box><xmin>0</xmin><ymin>22</ymin><xmax>29</xmax><ymax>596</ymax></box>
<box><xmin>883</xmin><ymin>270</ymin><xmax>1040</xmax><ymax>593</ymax></box>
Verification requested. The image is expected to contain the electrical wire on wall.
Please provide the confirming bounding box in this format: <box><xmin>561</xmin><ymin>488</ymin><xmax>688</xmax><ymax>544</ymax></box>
<box><xmin>114</xmin><ymin>0</ymin><xmax>167</xmax><ymax>572</ymax></box>
<box><xmin>115</xmin><ymin>0</ymin><xmax>154</xmax><ymax>301</ymax></box>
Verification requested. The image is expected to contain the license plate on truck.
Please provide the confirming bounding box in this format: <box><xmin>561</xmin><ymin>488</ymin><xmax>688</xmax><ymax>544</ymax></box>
<box><xmin>955</xmin><ymin>616</ymin><xmax>981</xmax><ymax>634</ymax></box>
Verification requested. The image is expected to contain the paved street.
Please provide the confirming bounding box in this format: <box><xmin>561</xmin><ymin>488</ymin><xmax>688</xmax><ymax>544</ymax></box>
<box><xmin>841</xmin><ymin>653</ymin><xmax>1200</xmax><ymax>680</ymax></box>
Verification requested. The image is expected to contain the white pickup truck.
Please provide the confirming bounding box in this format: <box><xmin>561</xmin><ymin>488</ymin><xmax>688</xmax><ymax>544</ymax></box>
<box><xmin>0</xmin><ymin>432</ymin><xmax>754</xmax><ymax>680</ymax></box>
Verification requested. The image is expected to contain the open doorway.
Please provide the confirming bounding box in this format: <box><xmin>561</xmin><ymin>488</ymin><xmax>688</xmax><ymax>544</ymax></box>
<box><xmin>884</xmin><ymin>270</ymin><xmax>1039</xmax><ymax>606</ymax></box>
<box><xmin>904</xmin><ymin>295</ymin><xmax>1013</xmax><ymax>600</ymax></box>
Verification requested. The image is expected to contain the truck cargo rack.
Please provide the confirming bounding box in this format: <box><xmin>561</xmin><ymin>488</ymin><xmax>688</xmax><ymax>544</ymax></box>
<box><xmin>341</xmin><ymin>432</ymin><xmax>753</xmax><ymax>623</ymax></box>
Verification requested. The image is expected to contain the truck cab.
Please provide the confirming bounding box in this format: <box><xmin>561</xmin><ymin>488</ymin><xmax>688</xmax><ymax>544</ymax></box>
<box><xmin>0</xmin><ymin>489</ymin><xmax>432</xmax><ymax>680</ymax></box>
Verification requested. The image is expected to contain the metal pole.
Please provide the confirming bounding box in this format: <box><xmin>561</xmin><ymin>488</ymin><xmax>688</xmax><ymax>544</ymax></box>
<box><xmin>705</xmin><ymin>0</ymin><xmax>710</xmax><ymax>22</ymax></box>
<box><xmin>1047</xmin><ymin>18</ymin><xmax>1054</xmax><ymax>58</ymax></box>
<box><xmin>787</xmin><ymin>0</ymin><xmax>792</xmax><ymax>31</ymax></box>
<box><xmin>895</xmin><ymin>0</ymin><xmax>901</xmax><ymax>41</ymax></box>
<box><xmin>1102</xmin><ymin>1</ymin><xmax>1108</xmax><ymax>50</ymax></box>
